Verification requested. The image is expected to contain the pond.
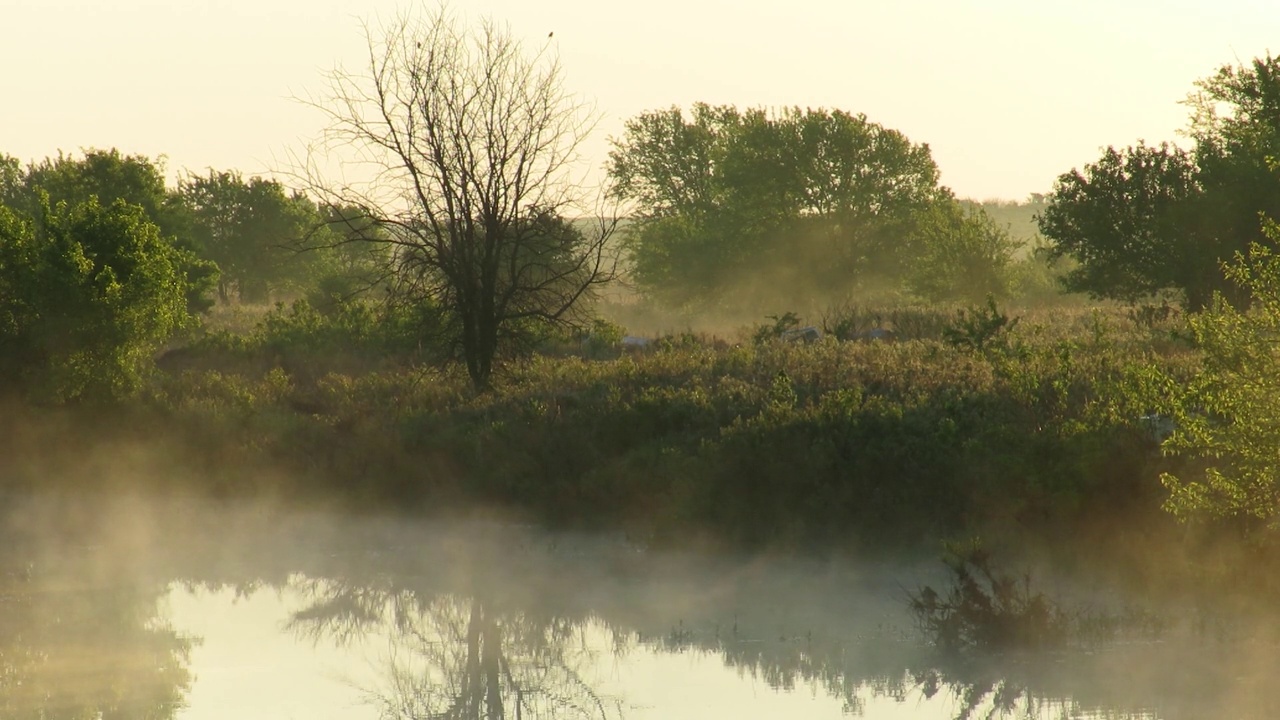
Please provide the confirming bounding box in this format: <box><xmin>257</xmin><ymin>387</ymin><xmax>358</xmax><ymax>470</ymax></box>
<box><xmin>1</xmin><ymin>492</ymin><xmax>1276</xmax><ymax>719</ymax></box>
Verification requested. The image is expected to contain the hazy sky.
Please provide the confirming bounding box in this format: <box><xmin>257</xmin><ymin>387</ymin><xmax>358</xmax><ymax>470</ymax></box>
<box><xmin>3</xmin><ymin>0</ymin><xmax>1276</xmax><ymax>201</ymax></box>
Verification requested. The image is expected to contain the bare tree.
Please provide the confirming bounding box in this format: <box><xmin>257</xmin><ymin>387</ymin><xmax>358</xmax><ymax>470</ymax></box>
<box><xmin>298</xmin><ymin>4</ymin><xmax>617</xmax><ymax>389</ymax></box>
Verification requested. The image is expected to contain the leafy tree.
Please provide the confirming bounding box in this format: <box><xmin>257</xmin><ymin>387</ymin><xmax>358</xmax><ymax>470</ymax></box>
<box><xmin>301</xmin><ymin>6</ymin><xmax>617</xmax><ymax>389</ymax></box>
<box><xmin>2</xmin><ymin>149</ymin><xmax>218</xmax><ymax>313</ymax></box>
<box><xmin>906</xmin><ymin>201</ymin><xmax>1017</xmax><ymax>303</ymax></box>
<box><xmin>1039</xmin><ymin>54</ymin><xmax>1280</xmax><ymax>310</ymax></box>
<box><xmin>180</xmin><ymin>170</ymin><xmax>325</xmax><ymax>303</ymax></box>
<box><xmin>0</xmin><ymin>154</ymin><xmax>20</xmax><ymax>207</ymax></box>
<box><xmin>13</xmin><ymin>149</ymin><xmax>184</xmax><ymax>233</ymax></box>
<box><xmin>1162</xmin><ymin>224</ymin><xmax>1280</xmax><ymax>527</ymax></box>
<box><xmin>1038</xmin><ymin>143</ymin><xmax>1216</xmax><ymax>307</ymax></box>
<box><xmin>297</xmin><ymin>202</ymin><xmax>399</xmax><ymax>314</ymax></box>
<box><xmin>609</xmin><ymin>104</ymin><xmax>947</xmax><ymax>307</ymax></box>
<box><xmin>0</xmin><ymin>196</ymin><xmax>192</xmax><ymax>401</ymax></box>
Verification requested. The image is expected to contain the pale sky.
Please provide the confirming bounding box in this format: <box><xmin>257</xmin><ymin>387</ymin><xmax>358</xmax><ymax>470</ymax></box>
<box><xmin>3</xmin><ymin>0</ymin><xmax>1276</xmax><ymax>201</ymax></box>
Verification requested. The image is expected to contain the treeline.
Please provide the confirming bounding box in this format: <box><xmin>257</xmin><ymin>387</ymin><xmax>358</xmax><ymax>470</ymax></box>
<box><xmin>0</xmin><ymin>150</ymin><xmax>391</xmax><ymax>401</ymax></box>
<box><xmin>607</xmin><ymin>56</ymin><xmax>1280</xmax><ymax>319</ymax></box>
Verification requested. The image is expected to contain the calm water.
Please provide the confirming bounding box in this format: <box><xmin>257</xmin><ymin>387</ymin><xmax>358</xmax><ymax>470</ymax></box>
<box><xmin>1</xmin><ymin>493</ymin><xmax>1276</xmax><ymax>719</ymax></box>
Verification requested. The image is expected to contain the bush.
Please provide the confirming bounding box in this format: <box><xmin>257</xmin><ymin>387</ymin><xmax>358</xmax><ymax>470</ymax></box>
<box><xmin>943</xmin><ymin>296</ymin><xmax>1019</xmax><ymax>351</ymax></box>
<box><xmin>0</xmin><ymin>197</ymin><xmax>193</xmax><ymax>402</ymax></box>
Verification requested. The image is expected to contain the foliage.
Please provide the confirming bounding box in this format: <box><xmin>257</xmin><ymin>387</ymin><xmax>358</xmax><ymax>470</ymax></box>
<box><xmin>608</xmin><ymin>104</ymin><xmax>949</xmax><ymax>308</ymax></box>
<box><xmin>147</xmin><ymin>305</ymin><xmax>1192</xmax><ymax>550</ymax></box>
<box><xmin>179</xmin><ymin>170</ymin><xmax>328</xmax><ymax>304</ymax></box>
<box><xmin>1038</xmin><ymin>142</ymin><xmax>1215</xmax><ymax>306</ymax></box>
<box><xmin>0</xmin><ymin>197</ymin><xmax>192</xmax><ymax>401</ymax></box>
<box><xmin>578</xmin><ymin>317</ymin><xmax>627</xmax><ymax>358</ymax></box>
<box><xmin>1162</xmin><ymin>233</ymin><xmax>1280</xmax><ymax>528</ymax></box>
<box><xmin>906</xmin><ymin>201</ymin><xmax>1018</xmax><ymax>303</ymax></box>
<box><xmin>2</xmin><ymin>149</ymin><xmax>219</xmax><ymax>314</ymax></box>
<box><xmin>942</xmin><ymin>296</ymin><xmax>1019</xmax><ymax>351</ymax></box>
<box><xmin>181</xmin><ymin>297</ymin><xmax>443</xmax><ymax>383</ymax></box>
<box><xmin>752</xmin><ymin>311</ymin><xmax>803</xmax><ymax>344</ymax></box>
<box><xmin>303</xmin><ymin>6</ymin><xmax>617</xmax><ymax>389</ymax></box>
<box><xmin>1040</xmin><ymin>54</ymin><xmax>1280</xmax><ymax>310</ymax></box>
<box><xmin>10</xmin><ymin>149</ymin><xmax>185</xmax><ymax>234</ymax></box>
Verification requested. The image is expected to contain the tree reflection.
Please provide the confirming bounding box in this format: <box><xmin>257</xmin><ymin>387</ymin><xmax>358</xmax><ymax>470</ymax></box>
<box><xmin>288</xmin><ymin>579</ymin><xmax>625</xmax><ymax>720</ymax></box>
<box><xmin>903</xmin><ymin>642</ymin><xmax>1280</xmax><ymax>720</ymax></box>
<box><xmin>0</xmin><ymin>552</ymin><xmax>193</xmax><ymax>719</ymax></box>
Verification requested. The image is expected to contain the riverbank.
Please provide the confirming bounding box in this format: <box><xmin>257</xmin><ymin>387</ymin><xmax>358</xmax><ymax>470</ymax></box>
<box><xmin>1</xmin><ymin>304</ymin><xmax>1208</xmax><ymax>572</ymax></box>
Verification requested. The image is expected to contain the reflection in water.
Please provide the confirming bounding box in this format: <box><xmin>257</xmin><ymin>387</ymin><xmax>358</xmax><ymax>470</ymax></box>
<box><xmin>0</xmin><ymin>544</ymin><xmax>192</xmax><ymax>719</ymax></box>
<box><xmin>5</xmin><ymin>496</ymin><xmax>1280</xmax><ymax>719</ymax></box>
<box><xmin>288</xmin><ymin>579</ymin><xmax>625</xmax><ymax>719</ymax></box>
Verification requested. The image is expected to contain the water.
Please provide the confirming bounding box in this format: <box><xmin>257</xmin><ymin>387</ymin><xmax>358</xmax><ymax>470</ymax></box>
<box><xmin>1</xmin><ymin>493</ymin><xmax>1276</xmax><ymax>719</ymax></box>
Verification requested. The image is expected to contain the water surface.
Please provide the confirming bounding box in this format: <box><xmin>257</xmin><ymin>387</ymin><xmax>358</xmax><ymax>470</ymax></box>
<box><xmin>2</xmin><ymin>493</ymin><xmax>1275</xmax><ymax>719</ymax></box>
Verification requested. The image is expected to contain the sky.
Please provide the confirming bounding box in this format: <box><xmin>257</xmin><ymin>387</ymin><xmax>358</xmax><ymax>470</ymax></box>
<box><xmin>3</xmin><ymin>0</ymin><xmax>1277</xmax><ymax>201</ymax></box>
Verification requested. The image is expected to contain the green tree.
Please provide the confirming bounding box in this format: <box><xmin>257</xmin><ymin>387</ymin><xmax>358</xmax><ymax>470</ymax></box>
<box><xmin>0</xmin><ymin>154</ymin><xmax>20</xmax><ymax>207</ymax></box>
<box><xmin>14</xmin><ymin>150</ymin><xmax>184</xmax><ymax>232</ymax></box>
<box><xmin>2</xmin><ymin>149</ymin><xmax>218</xmax><ymax>313</ymax></box>
<box><xmin>0</xmin><ymin>197</ymin><xmax>192</xmax><ymax>401</ymax></box>
<box><xmin>608</xmin><ymin>105</ymin><xmax>947</xmax><ymax>307</ymax></box>
<box><xmin>1039</xmin><ymin>54</ymin><xmax>1280</xmax><ymax>310</ymax></box>
<box><xmin>1162</xmin><ymin>224</ymin><xmax>1280</xmax><ymax>527</ymax></box>
<box><xmin>1037</xmin><ymin>143</ymin><xmax>1216</xmax><ymax>307</ymax></box>
<box><xmin>302</xmin><ymin>6</ymin><xmax>617</xmax><ymax>390</ymax></box>
<box><xmin>906</xmin><ymin>201</ymin><xmax>1017</xmax><ymax>303</ymax></box>
<box><xmin>180</xmin><ymin>170</ymin><xmax>324</xmax><ymax>304</ymax></box>
<box><xmin>303</xmin><ymin>203</ymin><xmax>397</xmax><ymax>313</ymax></box>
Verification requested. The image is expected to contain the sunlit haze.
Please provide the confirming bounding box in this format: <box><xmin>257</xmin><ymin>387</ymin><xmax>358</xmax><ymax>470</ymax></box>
<box><xmin>4</xmin><ymin>0</ymin><xmax>1277</xmax><ymax>200</ymax></box>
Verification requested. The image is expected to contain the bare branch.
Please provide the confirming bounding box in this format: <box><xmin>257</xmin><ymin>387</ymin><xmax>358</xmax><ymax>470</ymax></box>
<box><xmin>282</xmin><ymin>4</ymin><xmax>616</xmax><ymax>389</ymax></box>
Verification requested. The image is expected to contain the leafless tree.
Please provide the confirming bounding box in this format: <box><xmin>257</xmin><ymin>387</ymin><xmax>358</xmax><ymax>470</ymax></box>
<box><xmin>296</xmin><ymin>4</ymin><xmax>618</xmax><ymax>389</ymax></box>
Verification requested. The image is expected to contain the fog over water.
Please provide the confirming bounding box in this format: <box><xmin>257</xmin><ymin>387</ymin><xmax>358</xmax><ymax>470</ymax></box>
<box><xmin>0</xmin><ymin>490</ymin><xmax>1274</xmax><ymax>719</ymax></box>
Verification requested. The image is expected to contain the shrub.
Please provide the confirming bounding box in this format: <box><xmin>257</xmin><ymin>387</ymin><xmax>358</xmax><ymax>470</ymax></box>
<box><xmin>0</xmin><ymin>197</ymin><xmax>194</xmax><ymax>402</ymax></box>
<box><xmin>943</xmin><ymin>296</ymin><xmax>1019</xmax><ymax>351</ymax></box>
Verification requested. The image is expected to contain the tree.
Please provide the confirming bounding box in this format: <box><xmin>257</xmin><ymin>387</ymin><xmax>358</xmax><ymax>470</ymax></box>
<box><xmin>0</xmin><ymin>196</ymin><xmax>193</xmax><ymax>401</ymax></box>
<box><xmin>1161</xmin><ymin>220</ymin><xmax>1280</xmax><ymax>528</ymax></box>
<box><xmin>304</xmin><ymin>202</ymin><xmax>398</xmax><ymax>313</ymax></box>
<box><xmin>608</xmin><ymin>105</ymin><xmax>947</xmax><ymax>308</ymax></box>
<box><xmin>2</xmin><ymin>149</ymin><xmax>218</xmax><ymax>313</ymax></box>
<box><xmin>299</xmin><ymin>6</ymin><xmax>617</xmax><ymax>389</ymax></box>
<box><xmin>1039</xmin><ymin>54</ymin><xmax>1280</xmax><ymax>310</ymax></box>
<box><xmin>1037</xmin><ymin>143</ymin><xmax>1219</xmax><ymax>307</ymax></box>
<box><xmin>180</xmin><ymin>170</ymin><xmax>325</xmax><ymax>304</ymax></box>
<box><xmin>906</xmin><ymin>201</ymin><xmax>1017</xmax><ymax>303</ymax></box>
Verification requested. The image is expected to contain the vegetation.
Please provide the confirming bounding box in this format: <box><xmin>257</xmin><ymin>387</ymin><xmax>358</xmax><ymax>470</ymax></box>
<box><xmin>8</xmin><ymin>5</ymin><xmax>1280</xmax><ymax>656</ymax></box>
<box><xmin>1039</xmin><ymin>53</ymin><xmax>1280</xmax><ymax>310</ymax></box>
<box><xmin>298</xmin><ymin>6</ymin><xmax>618</xmax><ymax>390</ymax></box>
<box><xmin>1</xmin><ymin>149</ymin><xmax>219</xmax><ymax>314</ymax></box>
<box><xmin>608</xmin><ymin>104</ymin><xmax>1015</xmax><ymax>311</ymax></box>
<box><xmin>1162</xmin><ymin>226</ymin><xmax>1280</xmax><ymax>527</ymax></box>
<box><xmin>0</xmin><ymin>197</ymin><xmax>194</xmax><ymax>402</ymax></box>
<box><xmin>81</xmin><ymin>301</ymin><xmax>1189</xmax><ymax>558</ymax></box>
<box><xmin>179</xmin><ymin>169</ymin><xmax>325</xmax><ymax>304</ymax></box>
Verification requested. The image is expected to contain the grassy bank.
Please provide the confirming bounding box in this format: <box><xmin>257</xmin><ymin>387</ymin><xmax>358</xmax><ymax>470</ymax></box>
<box><xmin>0</xmin><ymin>301</ymin><xmax>1201</xmax><ymax>563</ymax></box>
